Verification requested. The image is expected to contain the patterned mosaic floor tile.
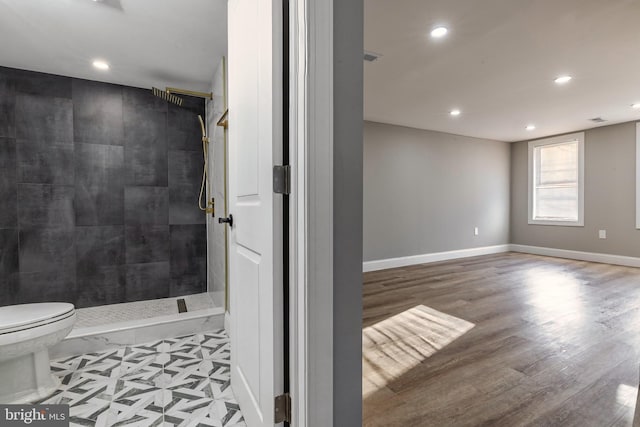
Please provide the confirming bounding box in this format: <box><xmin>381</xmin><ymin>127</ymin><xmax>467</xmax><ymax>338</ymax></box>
<box><xmin>47</xmin><ymin>329</ymin><xmax>244</xmax><ymax>427</ymax></box>
<box><xmin>163</xmin><ymin>398</ymin><xmax>245</xmax><ymax>427</ymax></box>
<box><xmin>51</xmin><ymin>348</ymin><xmax>126</xmax><ymax>384</ymax></box>
<box><xmin>200</xmin><ymin>341</ymin><xmax>230</xmax><ymax>361</ymax></box>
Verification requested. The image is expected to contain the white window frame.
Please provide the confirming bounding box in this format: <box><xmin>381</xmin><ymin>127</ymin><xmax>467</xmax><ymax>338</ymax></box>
<box><xmin>636</xmin><ymin>123</ymin><xmax>640</xmax><ymax>229</ymax></box>
<box><xmin>528</xmin><ymin>132</ymin><xmax>585</xmax><ymax>226</ymax></box>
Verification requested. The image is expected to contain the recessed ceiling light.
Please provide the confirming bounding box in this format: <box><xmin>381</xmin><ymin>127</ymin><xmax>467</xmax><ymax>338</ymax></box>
<box><xmin>431</xmin><ymin>27</ymin><xmax>448</xmax><ymax>38</ymax></box>
<box><xmin>632</xmin><ymin>103</ymin><xmax>640</xmax><ymax>109</ymax></box>
<box><xmin>92</xmin><ymin>60</ymin><xmax>110</xmax><ymax>70</ymax></box>
<box><xmin>554</xmin><ymin>75</ymin><xmax>572</xmax><ymax>85</ymax></box>
<box><xmin>450</xmin><ymin>109</ymin><xmax>461</xmax><ymax>116</ymax></box>
<box><xmin>526</xmin><ymin>125</ymin><xmax>536</xmax><ymax>131</ymax></box>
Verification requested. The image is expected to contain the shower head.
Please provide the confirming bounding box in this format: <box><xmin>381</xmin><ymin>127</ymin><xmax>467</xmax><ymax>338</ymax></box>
<box><xmin>151</xmin><ymin>87</ymin><xmax>183</xmax><ymax>106</ymax></box>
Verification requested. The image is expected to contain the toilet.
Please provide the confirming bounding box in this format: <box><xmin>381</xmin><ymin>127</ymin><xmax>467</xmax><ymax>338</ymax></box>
<box><xmin>0</xmin><ymin>303</ymin><xmax>76</xmax><ymax>403</ymax></box>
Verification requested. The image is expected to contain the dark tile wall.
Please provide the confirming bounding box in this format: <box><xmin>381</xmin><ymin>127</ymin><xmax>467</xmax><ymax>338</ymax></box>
<box><xmin>0</xmin><ymin>66</ymin><xmax>207</xmax><ymax>308</ymax></box>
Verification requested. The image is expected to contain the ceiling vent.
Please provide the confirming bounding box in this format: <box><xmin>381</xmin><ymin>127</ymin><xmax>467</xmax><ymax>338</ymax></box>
<box><xmin>589</xmin><ymin>117</ymin><xmax>607</xmax><ymax>123</ymax></box>
<box><xmin>364</xmin><ymin>51</ymin><xmax>382</xmax><ymax>62</ymax></box>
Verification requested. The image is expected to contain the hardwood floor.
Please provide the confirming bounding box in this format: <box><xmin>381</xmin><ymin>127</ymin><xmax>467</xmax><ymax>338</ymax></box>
<box><xmin>363</xmin><ymin>252</ymin><xmax>640</xmax><ymax>427</ymax></box>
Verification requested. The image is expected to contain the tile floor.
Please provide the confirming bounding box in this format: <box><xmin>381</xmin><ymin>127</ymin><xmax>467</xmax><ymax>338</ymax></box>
<box><xmin>39</xmin><ymin>330</ymin><xmax>246</xmax><ymax>427</ymax></box>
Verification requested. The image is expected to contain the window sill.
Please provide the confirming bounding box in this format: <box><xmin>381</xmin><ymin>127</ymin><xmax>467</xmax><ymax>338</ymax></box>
<box><xmin>528</xmin><ymin>219</ymin><xmax>584</xmax><ymax>227</ymax></box>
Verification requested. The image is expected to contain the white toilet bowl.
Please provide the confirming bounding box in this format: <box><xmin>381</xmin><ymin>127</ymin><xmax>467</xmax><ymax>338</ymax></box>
<box><xmin>0</xmin><ymin>303</ymin><xmax>76</xmax><ymax>403</ymax></box>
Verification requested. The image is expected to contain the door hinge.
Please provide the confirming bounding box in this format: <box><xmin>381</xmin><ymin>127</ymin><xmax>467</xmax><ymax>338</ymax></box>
<box><xmin>274</xmin><ymin>393</ymin><xmax>291</xmax><ymax>423</ymax></box>
<box><xmin>273</xmin><ymin>165</ymin><xmax>291</xmax><ymax>195</ymax></box>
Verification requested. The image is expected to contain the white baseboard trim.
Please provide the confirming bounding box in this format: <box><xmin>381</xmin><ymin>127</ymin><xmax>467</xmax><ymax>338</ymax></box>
<box><xmin>363</xmin><ymin>244</ymin><xmax>640</xmax><ymax>273</ymax></box>
<box><xmin>363</xmin><ymin>244</ymin><xmax>511</xmax><ymax>272</ymax></box>
<box><xmin>510</xmin><ymin>244</ymin><xmax>640</xmax><ymax>268</ymax></box>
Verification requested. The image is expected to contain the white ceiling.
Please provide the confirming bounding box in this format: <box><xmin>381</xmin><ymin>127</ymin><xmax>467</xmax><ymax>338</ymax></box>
<box><xmin>364</xmin><ymin>0</ymin><xmax>640</xmax><ymax>142</ymax></box>
<box><xmin>0</xmin><ymin>0</ymin><xmax>227</xmax><ymax>92</ymax></box>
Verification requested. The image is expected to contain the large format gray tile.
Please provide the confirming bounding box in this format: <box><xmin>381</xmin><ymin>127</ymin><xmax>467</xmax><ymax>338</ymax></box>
<box><xmin>0</xmin><ymin>71</ymin><xmax>16</xmax><ymax>138</ymax></box>
<box><xmin>76</xmin><ymin>225</ymin><xmax>125</xmax><ymax>273</ymax></box>
<box><xmin>19</xmin><ymin>227</ymin><xmax>75</xmax><ymax>273</ymax></box>
<box><xmin>75</xmin><ymin>143</ymin><xmax>124</xmax><ymax>226</ymax></box>
<box><xmin>125</xmin><ymin>225</ymin><xmax>169</xmax><ymax>264</ymax></box>
<box><xmin>76</xmin><ymin>185</ymin><xmax>125</xmax><ymax>226</ymax></box>
<box><xmin>9</xmin><ymin>68</ymin><xmax>72</xmax><ymax>99</ymax></box>
<box><xmin>122</xmin><ymin>86</ymin><xmax>167</xmax><ymax>113</ymax></box>
<box><xmin>0</xmin><ymin>274</ymin><xmax>18</xmax><ymax>306</ymax></box>
<box><xmin>17</xmin><ymin>269</ymin><xmax>76</xmax><ymax>304</ymax></box>
<box><xmin>74</xmin><ymin>142</ymin><xmax>124</xmax><ymax>187</ymax></box>
<box><xmin>73</xmin><ymin>79</ymin><xmax>124</xmax><ymax>146</ymax></box>
<box><xmin>0</xmin><ymin>138</ymin><xmax>17</xmax><ymax>227</ymax></box>
<box><xmin>168</xmin><ymin>150</ymin><xmax>202</xmax><ymax>186</ymax></box>
<box><xmin>170</xmin><ymin>276</ymin><xmax>206</xmax><ymax>297</ymax></box>
<box><xmin>124</xmin><ymin>187</ymin><xmax>168</xmax><ymax>225</ymax></box>
<box><xmin>124</xmin><ymin>106</ymin><xmax>167</xmax><ymax>149</ymax></box>
<box><xmin>15</xmin><ymin>94</ymin><xmax>73</xmax><ymax>142</ymax></box>
<box><xmin>125</xmin><ymin>262</ymin><xmax>170</xmax><ymax>302</ymax></box>
<box><xmin>169</xmin><ymin>185</ymin><xmax>206</xmax><ymax>225</ymax></box>
<box><xmin>0</xmin><ymin>228</ymin><xmax>19</xmax><ymax>277</ymax></box>
<box><xmin>125</xmin><ymin>145</ymin><xmax>168</xmax><ymax>186</ymax></box>
<box><xmin>168</xmin><ymin>149</ymin><xmax>204</xmax><ymax>225</ymax></box>
<box><xmin>122</xmin><ymin>103</ymin><xmax>167</xmax><ymax>188</ymax></box>
<box><xmin>170</xmin><ymin>225</ymin><xmax>206</xmax><ymax>292</ymax></box>
<box><xmin>167</xmin><ymin>103</ymin><xmax>204</xmax><ymax>151</ymax></box>
<box><xmin>76</xmin><ymin>265</ymin><xmax>126</xmax><ymax>308</ymax></box>
<box><xmin>17</xmin><ymin>184</ymin><xmax>74</xmax><ymax>228</ymax></box>
<box><xmin>75</xmin><ymin>225</ymin><xmax>126</xmax><ymax>307</ymax></box>
<box><xmin>17</xmin><ymin>139</ymin><xmax>74</xmax><ymax>185</ymax></box>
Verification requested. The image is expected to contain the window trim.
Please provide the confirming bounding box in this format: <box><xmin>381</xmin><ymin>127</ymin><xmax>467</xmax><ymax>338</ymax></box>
<box><xmin>636</xmin><ymin>123</ymin><xmax>640</xmax><ymax>229</ymax></box>
<box><xmin>528</xmin><ymin>132</ymin><xmax>585</xmax><ymax>226</ymax></box>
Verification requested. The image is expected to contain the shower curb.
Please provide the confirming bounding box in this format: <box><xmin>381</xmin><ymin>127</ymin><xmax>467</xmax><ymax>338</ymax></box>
<box><xmin>49</xmin><ymin>307</ymin><xmax>225</xmax><ymax>359</ymax></box>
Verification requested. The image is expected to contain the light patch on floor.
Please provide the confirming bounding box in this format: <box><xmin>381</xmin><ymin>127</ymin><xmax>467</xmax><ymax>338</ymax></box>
<box><xmin>617</xmin><ymin>383</ymin><xmax>638</xmax><ymax>408</ymax></box>
<box><xmin>523</xmin><ymin>268</ymin><xmax>586</xmax><ymax>327</ymax></box>
<box><xmin>363</xmin><ymin>304</ymin><xmax>475</xmax><ymax>398</ymax></box>
<box><xmin>75</xmin><ymin>293</ymin><xmax>216</xmax><ymax>328</ymax></box>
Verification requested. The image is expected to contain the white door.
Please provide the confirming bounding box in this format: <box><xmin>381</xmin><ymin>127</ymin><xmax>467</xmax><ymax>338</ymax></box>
<box><xmin>227</xmin><ymin>0</ymin><xmax>283</xmax><ymax>425</ymax></box>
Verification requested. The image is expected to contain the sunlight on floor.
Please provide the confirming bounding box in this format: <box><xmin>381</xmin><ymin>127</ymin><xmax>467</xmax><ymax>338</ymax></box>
<box><xmin>617</xmin><ymin>384</ymin><xmax>638</xmax><ymax>408</ymax></box>
<box><xmin>523</xmin><ymin>268</ymin><xmax>586</xmax><ymax>325</ymax></box>
<box><xmin>363</xmin><ymin>305</ymin><xmax>475</xmax><ymax>398</ymax></box>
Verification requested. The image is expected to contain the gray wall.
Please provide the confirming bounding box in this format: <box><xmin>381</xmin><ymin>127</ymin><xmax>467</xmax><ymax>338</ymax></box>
<box><xmin>511</xmin><ymin>121</ymin><xmax>640</xmax><ymax>256</ymax></box>
<box><xmin>363</xmin><ymin>121</ymin><xmax>511</xmax><ymax>262</ymax></box>
<box><xmin>333</xmin><ymin>0</ymin><xmax>363</xmax><ymax>425</ymax></box>
<box><xmin>0</xmin><ymin>66</ymin><xmax>207</xmax><ymax>308</ymax></box>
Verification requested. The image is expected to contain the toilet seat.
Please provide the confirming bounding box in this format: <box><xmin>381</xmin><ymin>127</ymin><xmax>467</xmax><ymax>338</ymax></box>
<box><xmin>0</xmin><ymin>303</ymin><xmax>75</xmax><ymax>335</ymax></box>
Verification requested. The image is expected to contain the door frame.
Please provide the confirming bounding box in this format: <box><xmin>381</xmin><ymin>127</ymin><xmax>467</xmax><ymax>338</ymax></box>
<box><xmin>288</xmin><ymin>0</ymin><xmax>335</xmax><ymax>425</ymax></box>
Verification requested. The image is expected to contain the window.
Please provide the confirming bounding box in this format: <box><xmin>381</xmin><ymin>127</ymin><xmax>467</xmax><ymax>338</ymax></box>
<box><xmin>528</xmin><ymin>132</ymin><xmax>584</xmax><ymax>226</ymax></box>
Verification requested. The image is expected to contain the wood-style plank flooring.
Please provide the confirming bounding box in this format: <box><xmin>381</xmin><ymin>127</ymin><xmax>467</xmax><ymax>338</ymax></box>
<box><xmin>363</xmin><ymin>253</ymin><xmax>640</xmax><ymax>426</ymax></box>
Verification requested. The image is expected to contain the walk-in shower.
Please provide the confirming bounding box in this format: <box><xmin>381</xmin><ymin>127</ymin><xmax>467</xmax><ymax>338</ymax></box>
<box><xmin>61</xmin><ymin>79</ymin><xmax>229</xmax><ymax>357</ymax></box>
<box><xmin>151</xmin><ymin>86</ymin><xmax>216</xmax><ymax>217</ymax></box>
<box><xmin>0</xmin><ymin>63</ymin><xmax>229</xmax><ymax>357</ymax></box>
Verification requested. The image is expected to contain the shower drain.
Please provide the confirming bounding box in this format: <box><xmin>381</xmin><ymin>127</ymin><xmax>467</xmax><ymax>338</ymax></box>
<box><xmin>177</xmin><ymin>299</ymin><xmax>188</xmax><ymax>313</ymax></box>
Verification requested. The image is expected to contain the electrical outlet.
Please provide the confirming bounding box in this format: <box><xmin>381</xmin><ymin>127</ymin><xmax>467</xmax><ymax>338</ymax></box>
<box><xmin>474</xmin><ymin>227</ymin><xmax>479</xmax><ymax>236</ymax></box>
<box><xmin>598</xmin><ymin>230</ymin><xmax>607</xmax><ymax>239</ymax></box>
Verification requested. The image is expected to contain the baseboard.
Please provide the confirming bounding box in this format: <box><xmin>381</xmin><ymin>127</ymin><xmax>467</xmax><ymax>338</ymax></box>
<box><xmin>510</xmin><ymin>244</ymin><xmax>640</xmax><ymax>268</ymax></box>
<box><xmin>363</xmin><ymin>244</ymin><xmax>511</xmax><ymax>272</ymax></box>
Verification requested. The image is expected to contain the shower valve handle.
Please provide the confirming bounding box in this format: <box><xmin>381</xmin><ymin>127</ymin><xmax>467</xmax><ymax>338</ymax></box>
<box><xmin>218</xmin><ymin>214</ymin><xmax>233</xmax><ymax>228</ymax></box>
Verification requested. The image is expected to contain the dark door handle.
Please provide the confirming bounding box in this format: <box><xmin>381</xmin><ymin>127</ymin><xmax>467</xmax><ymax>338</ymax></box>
<box><xmin>218</xmin><ymin>214</ymin><xmax>233</xmax><ymax>228</ymax></box>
